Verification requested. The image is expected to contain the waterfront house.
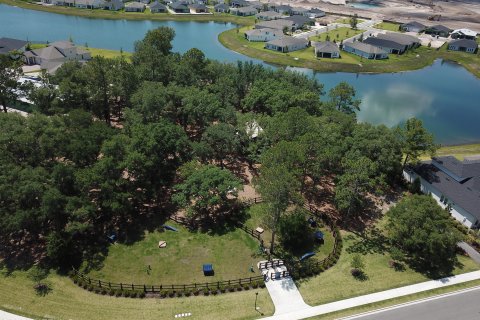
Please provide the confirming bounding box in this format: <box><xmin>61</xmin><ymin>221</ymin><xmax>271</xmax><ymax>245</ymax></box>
<box><xmin>230</xmin><ymin>0</ymin><xmax>248</xmax><ymax>7</ymax></box>
<box><xmin>140</xmin><ymin>0</ymin><xmax>150</xmax><ymax>4</ymax></box>
<box><xmin>230</xmin><ymin>5</ymin><xmax>257</xmax><ymax>16</ymax></box>
<box><xmin>149</xmin><ymin>1</ymin><xmax>167</xmax><ymax>12</ymax></box>
<box><xmin>255</xmin><ymin>19</ymin><xmax>294</xmax><ymax>32</ymax></box>
<box><xmin>375</xmin><ymin>32</ymin><xmax>420</xmax><ymax>50</ymax></box>
<box><xmin>403</xmin><ymin>156</ymin><xmax>480</xmax><ymax>229</ymax></box>
<box><xmin>274</xmin><ymin>4</ymin><xmax>292</xmax><ymax>15</ymax></box>
<box><xmin>75</xmin><ymin>0</ymin><xmax>106</xmax><ymax>9</ymax></box>
<box><xmin>448</xmin><ymin>39</ymin><xmax>478</xmax><ymax>53</ymax></box>
<box><xmin>425</xmin><ymin>24</ymin><xmax>451</xmax><ymax>37</ymax></box>
<box><xmin>125</xmin><ymin>1</ymin><xmax>146</xmax><ymax>11</ymax></box>
<box><xmin>189</xmin><ymin>3</ymin><xmax>207</xmax><ymax>12</ymax></box>
<box><xmin>305</xmin><ymin>8</ymin><xmax>325</xmax><ymax>18</ymax></box>
<box><xmin>343</xmin><ymin>41</ymin><xmax>388</xmax><ymax>59</ymax></box>
<box><xmin>64</xmin><ymin>0</ymin><xmax>75</xmax><ymax>6</ymax></box>
<box><xmin>284</xmin><ymin>15</ymin><xmax>314</xmax><ymax>30</ymax></box>
<box><xmin>256</xmin><ymin>11</ymin><xmax>284</xmax><ymax>21</ymax></box>
<box><xmin>169</xmin><ymin>1</ymin><xmax>189</xmax><ymax>12</ymax></box>
<box><xmin>104</xmin><ymin>0</ymin><xmax>124</xmax><ymax>10</ymax></box>
<box><xmin>400</xmin><ymin>21</ymin><xmax>425</xmax><ymax>33</ymax></box>
<box><xmin>0</xmin><ymin>38</ymin><xmax>28</xmax><ymax>56</ymax></box>
<box><xmin>265</xmin><ymin>36</ymin><xmax>309</xmax><ymax>53</ymax></box>
<box><xmin>451</xmin><ymin>29</ymin><xmax>477</xmax><ymax>40</ymax></box>
<box><xmin>214</xmin><ymin>3</ymin><xmax>229</xmax><ymax>12</ymax></box>
<box><xmin>313</xmin><ymin>41</ymin><xmax>340</xmax><ymax>58</ymax></box>
<box><xmin>363</xmin><ymin>37</ymin><xmax>406</xmax><ymax>54</ymax></box>
<box><xmin>247</xmin><ymin>1</ymin><xmax>263</xmax><ymax>10</ymax></box>
<box><xmin>244</xmin><ymin>28</ymin><xmax>282</xmax><ymax>42</ymax></box>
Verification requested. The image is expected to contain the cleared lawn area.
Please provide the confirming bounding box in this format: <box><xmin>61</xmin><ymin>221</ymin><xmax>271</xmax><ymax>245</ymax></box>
<box><xmin>374</xmin><ymin>22</ymin><xmax>402</xmax><ymax>32</ymax></box>
<box><xmin>82</xmin><ymin>47</ymin><xmax>132</xmax><ymax>59</ymax></box>
<box><xmin>297</xmin><ymin>227</ymin><xmax>479</xmax><ymax>306</ymax></box>
<box><xmin>0</xmin><ymin>269</ymin><xmax>274</xmax><ymax>320</ymax></box>
<box><xmin>420</xmin><ymin>143</ymin><xmax>480</xmax><ymax>161</ymax></box>
<box><xmin>334</xmin><ymin>17</ymin><xmax>365</xmax><ymax>24</ymax></box>
<box><xmin>83</xmin><ymin>222</ymin><xmax>260</xmax><ymax>284</ymax></box>
<box><xmin>310</xmin><ymin>27</ymin><xmax>364</xmax><ymax>42</ymax></box>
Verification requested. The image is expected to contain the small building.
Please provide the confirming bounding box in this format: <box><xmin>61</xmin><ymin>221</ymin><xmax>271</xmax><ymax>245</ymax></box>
<box><xmin>265</xmin><ymin>36</ymin><xmax>309</xmax><ymax>53</ymax></box>
<box><xmin>451</xmin><ymin>29</ymin><xmax>478</xmax><ymax>40</ymax></box>
<box><xmin>403</xmin><ymin>156</ymin><xmax>480</xmax><ymax>229</ymax></box>
<box><xmin>284</xmin><ymin>15</ymin><xmax>314</xmax><ymax>30</ymax></box>
<box><xmin>189</xmin><ymin>3</ymin><xmax>207</xmax><ymax>12</ymax></box>
<box><xmin>244</xmin><ymin>27</ymin><xmax>282</xmax><ymax>42</ymax></box>
<box><xmin>149</xmin><ymin>1</ymin><xmax>167</xmax><ymax>12</ymax></box>
<box><xmin>214</xmin><ymin>3</ymin><xmax>229</xmax><ymax>12</ymax></box>
<box><xmin>274</xmin><ymin>4</ymin><xmax>292</xmax><ymax>15</ymax></box>
<box><xmin>448</xmin><ymin>39</ymin><xmax>478</xmax><ymax>53</ymax></box>
<box><xmin>125</xmin><ymin>1</ymin><xmax>145</xmax><ymax>11</ymax></box>
<box><xmin>255</xmin><ymin>19</ymin><xmax>294</xmax><ymax>32</ymax></box>
<box><xmin>169</xmin><ymin>1</ymin><xmax>189</xmax><ymax>12</ymax></box>
<box><xmin>400</xmin><ymin>21</ymin><xmax>425</xmax><ymax>33</ymax></box>
<box><xmin>230</xmin><ymin>5</ymin><xmax>257</xmax><ymax>16</ymax></box>
<box><xmin>305</xmin><ymin>8</ymin><xmax>325</xmax><ymax>18</ymax></box>
<box><xmin>256</xmin><ymin>11</ymin><xmax>284</xmax><ymax>21</ymax></box>
<box><xmin>0</xmin><ymin>37</ymin><xmax>28</xmax><ymax>55</ymax></box>
<box><xmin>425</xmin><ymin>24</ymin><xmax>451</xmax><ymax>37</ymax></box>
<box><xmin>343</xmin><ymin>41</ymin><xmax>388</xmax><ymax>59</ymax></box>
<box><xmin>247</xmin><ymin>0</ymin><xmax>263</xmax><ymax>10</ymax></box>
<box><xmin>313</xmin><ymin>41</ymin><xmax>340</xmax><ymax>58</ymax></box>
<box><xmin>230</xmin><ymin>0</ymin><xmax>248</xmax><ymax>7</ymax></box>
<box><xmin>291</xmin><ymin>6</ymin><xmax>308</xmax><ymax>16</ymax></box>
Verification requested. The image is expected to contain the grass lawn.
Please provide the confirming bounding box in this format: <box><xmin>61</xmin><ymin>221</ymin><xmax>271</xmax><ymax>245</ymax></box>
<box><xmin>83</xmin><ymin>222</ymin><xmax>260</xmax><ymax>284</ymax></box>
<box><xmin>374</xmin><ymin>22</ymin><xmax>401</xmax><ymax>32</ymax></box>
<box><xmin>309</xmin><ymin>27</ymin><xmax>364</xmax><ymax>42</ymax></box>
<box><xmin>0</xmin><ymin>268</ymin><xmax>274</xmax><ymax>320</ymax></box>
<box><xmin>297</xmin><ymin>227</ymin><xmax>480</xmax><ymax>306</ymax></box>
<box><xmin>420</xmin><ymin>143</ymin><xmax>480</xmax><ymax>161</ymax></box>
<box><xmin>82</xmin><ymin>47</ymin><xmax>132</xmax><ymax>59</ymax></box>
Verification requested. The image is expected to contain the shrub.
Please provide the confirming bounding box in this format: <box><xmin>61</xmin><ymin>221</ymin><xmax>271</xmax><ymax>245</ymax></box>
<box><xmin>94</xmin><ymin>288</ymin><xmax>101</xmax><ymax>294</ymax></box>
<box><xmin>123</xmin><ymin>291</ymin><xmax>131</xmax><ymax>298</ymax></box>
<box><xmin>108</xmin><ymin>289</ymin><xmax>115</xmax><ymax>296</ymax></box>
<box><xmin>203</xmin><ymin>288</ymin><xmax>210</xmax><ymax>296</ymax></box>
<box><xmin>259</xmin><ymin>282</ymin><xmax>266</xmax><ymax>288</ymax></box>
<box><xmin>242</xmin><ymin>283</ymin><xmax>250</xmax><ymax>290</ymax></box>
<box><xmin>101</xmin><ymin>289</ymin><xmax>107</xmax><ymax>295</ymax></box>
<box><xmin>184</xmin><ymin>289</ymin><xmax>192</xmax><ymax>297</ymax></box>
<box><xmin>193</xmin><ymin>289</ymin><xmax>200</xmax><ymax>296</ymax></box>
<box><xmin>351</xmin><ymin>254</ymin><xmax>365</xmax><ymax>270</ymax></box>
<box><xmin>139</xmin><ymin>291</ymin><xmax>146</xmax><ymax>298</ymax></box>
<box><xmin>87</xmin><ymin>285</ymin><xmax>94</xmax><ymax>292</ymax></box>
<box><xmin>115</xmin><ymin>290</ymin><xmax>122</xmax><ymax>297</ymax></box>
<box><xmin>168</xmin><ymin>290</ymin><xmax>176</xmax><ymax>298</ymax></box>
<box><xmin>236</xmin><ymin>284</ymin><xmax>243</xmax><ymax>292</ymax></box>
<box><xmin>160</xmin><ymin>290</ymin><xmax>168</xmax><ymax>298</ymax></box>
<box><xmin>351</xmin><ymin>268</ymin><xmax>362</xmax><ymax>277</ymax></box>
<box><xmin>251</xmin><ymin>281</ymin><xmax>259</xmax><ymax>289</ymax></box>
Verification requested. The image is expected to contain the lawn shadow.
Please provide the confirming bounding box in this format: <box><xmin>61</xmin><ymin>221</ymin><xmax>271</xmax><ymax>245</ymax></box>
<box><xmin>345</xmin><ymin>226</ymin><xmax>389</xmax><ymax>255</ymax></box>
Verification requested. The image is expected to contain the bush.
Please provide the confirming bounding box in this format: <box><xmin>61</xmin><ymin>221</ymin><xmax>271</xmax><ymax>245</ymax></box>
<box><xmin>101</xmin><ymin>289</ymin><xmax>107</xmax><ymax>295</ymax></box>
<box><xmin>168</xmin><ymin>290</ymin><xmax>176</xmax><ymax>298</ymax></box>
<box><xmin>351</xmin><ymin>254</ymin><xmax>365</xmax><ymax>270</ymax></box>
<box><xmin>108</xmin><ymin>289</ymin><xmax>115</xmax><ymax>296</ymax></box>
<box><xmin>123</xmin><ymin>291</ymin><xmax>131</xmax><ymax>298</ymax></box>
<box><xmin>259</xmin><ymin>282</ymin><xmax>266</xmax><ymax>288</ymax></box>
<box><xmin>193</xmin><ymin>289</ymin><xmax>200</xmax><ymax>296</ymax></box>
<box><xmin>115</xmin><ymin>290</ymin><xmax>122</xmax><ymax>297</ymax></box>
<box><xmin>251</xmin><ymin>281</ymin><xmax>259</xmax><ymax>289</ymax></box>
<box><xmin>351</xmin><ymin>268</ymin><xmax>362</xmax><ymax>277</ymax></box>
<box><xmin>184</xmin><ymin>289</ymin><xmax>192</xmax><ymax>297</ymax></box>
<box><xmin>203</xmin><ymin>288</ymin><xmax>210</xmax><ymax>296</ymax></box>
<box><xmin>242</xmin><ymin>283</ymin><xmax>250</xmax><ymax>290</ymax></box>
<box><xmin>139</xmin><ymin>291</ymin><xmax>146</xmax><ymax>298</ymax></box>
<box><xmin>160</xmin><ymin>290</ymin><xmax>168</xmax><ymax>298</ymax></box>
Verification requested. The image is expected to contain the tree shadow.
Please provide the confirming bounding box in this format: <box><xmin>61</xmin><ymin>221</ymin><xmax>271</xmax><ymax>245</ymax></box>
<box><xmin>345</xmin><ymin>226</ymin><xmax>389</xmax><ymax>255</ymax></box>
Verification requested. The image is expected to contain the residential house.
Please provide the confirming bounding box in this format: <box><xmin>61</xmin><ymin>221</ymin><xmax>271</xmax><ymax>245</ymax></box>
<box><xmin>451</xmin><ymin>29</ymin><xmax>477</xmax><ymax>40</ymax></box>
<box><xmin>0</xmin><ymin>38</ymin><xmax>28</xmax><ymax>55</ymax></box>
<box><xmin>284</xmin><ymin>15</ymin><xmax>314</xmax><ymax>30</ymax></box>
<box><xmin>125</xmin><ymin>1</ymin><xmax>145</xmax><ymax>11</ymax></box>
<box><xmin>149</xmin><ymin>1</ymin><xmax>167</xmax><ymax>12</ymax></box>
<box><xmin>64</xmin><ymin>0</ymin><xmax>75</xmax><ymax>6</ymax></box>
<box><xmin>214</xmin><ymin>3</ymin><xmax>229</xmax><ymax>12</ymax></box>
<box><xmin>305</xmin><ymin>8</ymin><xmax>325</xmax><ymax>18</ymax></box>
<box><xmin>255</xmin><ymin>19</ymin><xmax>294</xmax><ymax>32</ymax></box>
<box><xmin>313</xmin><ymin>41</ymin><xmax>340</xmax><ymax>58</ymax></box>
<box><xmin>291</xmin><ymin>6</ymin><xmax>308</xmax><ymax>16</ymax></box>
<box><xmin>230</xmin><ymin>5</ymin><xmax>257</xmax><ymax>16</ymax></box>
<box><xmin>375</xmin><ymin>32</ymin><xmax>420</xmax><ymax>50</ymax></box>
<box><xmin>75</xmin><ymin>0</ymin><xmax>106</xmax><ymax>9</ymax></box>
<box><xmin>343</xmin><ymin>41</ymin><xmax>388</xmax><ymax>59</ymax></box>
<box><xmin>400</xmin><ymin>21</ymin><xmax>425</xmax><ymax>33</ymax></box>
<box><xmin>274</xmin><ymin>4</ymin><xmax>292</xmax><ymax>15</ymax></box>
<box><xmin>363</xmin><ymin>37</ymin><xmax>406</xmax><ymax>54</ymax></box>
<box><xmin>169</xmin><ymin>1</ymin><xmax>189</xmax><ymax>12</ymax></box>
<box><xmin>244</xmin><ymin>27</ymin><xmax>282</xmax><ymax>42</ymax></box>
<box><xmin>448</xmin><ymin>39</ymin><xmax>478</xmax><ymax>53</ymax></box>
<box><xmin>425</xmin><ymin>24</ymin><xmax>451</xmax><ymax>37</ymax></box>
<box><xmin>23</xmin><ymin>41</ymin><xmax>91</xmax><ymax>74</ymax></box>
<box><xmin>403</xmin><ymin>156</ymin><xmax>480</xmax><ymax>229</ymax></box>
<box><xmin>265</xmin><ymin>36</ymin><xmax>309</xmax><ymax>52</ymax></box>
<box><xmin>139</xmin><ymin>0</ymin><xmax>150</xmax><ymax>4</ymax></box>
<box><xmin>104</xmin><ymin>0</ymin><xmax>124</xmax><ymax>10</ymax></box>
<box><xmin>247</xmin><ymin>0</ymin><xmax>263</xmax><ymax>10</ymax></box>
<box><xmin>230</xmin><ymin>0</ymin><xmax>248</xmax><ymax>7</ymax></box>
<box><xmin>255</xmin><ymin>11</ymin><xmax>284</xmax><ymax>21</ymax></box>
<box><xmin>189</xmin><ymin>3</ymin><xmax>207</xmax><ymax>12</ymax></box>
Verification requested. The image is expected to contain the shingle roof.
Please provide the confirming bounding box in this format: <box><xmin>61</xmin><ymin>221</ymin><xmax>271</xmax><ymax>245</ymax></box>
<box><xmin>31</xmin><ymin>46</ymin><xmax>66</xmax><ymax>60</ymax></box>
<box><xmin>266</xmin><ymin>36</ymin><xmax>308</xmax><ymax>47</ymax></box>
<box><xmin>451</xmin><ymin>29</ymin><xmax>477</xmax><ymax>37</ymax></box>
<box><xmin>402</xmin><ymin>21</ymin><xmax>425</xmax><ymax>29</ymax></box>
<box><xmin>49</xmin><ymin>41</ymin><xmax>74</xmax><ymax>49</ymax></box>
<box><xmin>363</xmin><ymin>37</ymin><xmax>405</xmax><ymax>51</ymax></box>
<box><xmin>432</xmin><ymin>156</ymin><xmax>480</xmax><ymax>181</ymax></box>
<box><xmin>232</xmin><ymin>5</ymin><xmax>257</xmax><ymax>13</ymax></box>
<box><xmin>284</xmin><ymin>15</ymin><xmax>314</xmax><ymax>26</ymax></box>
<box><xmin>170</xmin><ymin>1</ymin><xmax>188</xmax><ymax>9</ymax></box>
<box><xmin>0</xmin><ymin>37</ymin><xmax>28</xmax><ymax>54</ymax></box>
<box><xmin>125</xmin><ymin>1</ymin><xmax>145</xmax><ymax>8</ymax></box>
<box><xmin>449</xmin><ymin>39</ymin><xmax>478</xmax><ymax>49</ymax></box>
<box><xmin>427</xmin><ymin>24</ymin><xmax>451</xmax><ymax>32</ymax></box>
<box><xmin>245</xmin><ymin>27</ymin><xmax>280</xmax><ymax>37</ymax></box>
<box><xmin>255</xmin><ymin>19</ymin><xmax>294</xmax><ymax>30</ymax></box>
<box><xmin>214</xmin><ymin>3</ymin><xmax>228</xmax><ymax>9</ymax></box>
<box><xmin>150</xmin><ymin>1</ymin><xmax>166</xmax><ymax>9</ymax></box>
<box><xmin>313</xmin><ymin>41</ymin><xmax>339</xmax><ymax>54</ymax></box>
<box><xmin>376</xmin><ymin>32</ymin><xmax>420</xmax><ymax>46</ymax></box>
<box><xmin>344</xmin><ymin>41</ymin><xmax>387</xmax><ymax>54</ymax></box>
<box><xmin>256</xmin><ymin>10</ymin><xmax>283</xmax><ymax>17</ymax></box>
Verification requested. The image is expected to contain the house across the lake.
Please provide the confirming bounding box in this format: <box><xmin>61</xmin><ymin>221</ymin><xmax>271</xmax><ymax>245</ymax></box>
<box><xmin>265</xmin><ymin>36</ymin><xmax>309</xmax><ymax>53</ymax></box>
<box><xmin>189</xmin><ymin>3</ymin><xmax>207</xmax><ymax>13</ymax></box>
<box><xmin>255</xmin><ymin>19</ymin><xmax>295</xmax><ymax>31</ymax></box>
<box><xmin>256</xmin><ymin>11</ymin><xmax>284</xmax><ymax>21</ymax></box>
<box><xmin>169</xmin><ymin>1</ymin><xmax>190</xmax><ymax>13</ymax></box>
<box><xmin>313</xmin><ymin>41</ymin><xmax>340</xmax><ymax>58</ymax></box>
<box><xmin>363</xmin><ymin>32</ymin><xmax>420</xmax><ymax>54</ymax></box>
<box><xmin>343</xmin><ymin>41</ymin><xmax>388</xmax><ymax>59</ymax></box>
<box><xmin>244</xmin><ymin>28</ymin><xmax>282</xmax><ymax>42</ymax></box>
<box><xmin>448</xmin><ymin>39</ymin><xmax>478</xmax><ymax>53</ymax></box>
<box><xmin>214</xmin><ymin>3</ymin><xmax>229</xmax><ymax>12</ymax></box>
<box><xmin>403</xmin><ymin>156</ymin><xmax>480</xmax><ymax>229</ymax></box>
<box><xmin>125</xmin><ymin>1</ymin><xmax>146</xmax><ymax>12</ymax></box>
<box><xmin>230</xmin><ymin>6</ymin><xmax>257</xmax><ymax>16</ymax></box>
<box><xmin>305</xmin><ymin>8</ymin><xmax>325</xmax><ymax>18</ymax></box>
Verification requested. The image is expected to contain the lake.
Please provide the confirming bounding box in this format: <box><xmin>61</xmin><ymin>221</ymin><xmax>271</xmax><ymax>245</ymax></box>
<box><xmin>1</xmin><ymin>4</ymin><xmax>479</xmax><ymax>145</ymax></box>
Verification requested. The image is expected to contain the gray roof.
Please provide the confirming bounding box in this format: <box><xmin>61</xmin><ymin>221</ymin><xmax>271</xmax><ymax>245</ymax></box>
<box><xmin>363</xmin><ymin>37</ymin><xmax>405</xmax><ymax>51</ymax></box>
<box><xmin>49</xmin><ymin>40</ymin><xmax>74</xmax><ymax>49</ymax></box>
<box><xmin>275</xmin><ymin>4</ymin><xmax>291</xmax><ymax>10</ymax></box>
<box><xmin>402</xmin><ymin>21</ymin><xmax>425</xmax><ymax>29</ymax></box>
<box><xmin>170</xmin><ymin>1</ymin><xmax>188</xmax><ymax>9</ymax></box>
<box><xmin>189</xmin><ymin>3</ymin><xmax>206</xmax><ymax>8</ymax></box>
<box><xmin>266</xmin><ymin>36</ymin><xmax>308</xmax><ymax>47</ymax></box>
<box><xmin>432</xmin><ymin>156</ymin><xmax>480</xmax><ymax>181</ymax></box>
<box><xmin>256</xmin><ymin>10</ymin><xmax>283</xmax><ymax>17</ymax></box>
<box><xmin>313</xmin><ymin>41</ymin><xmax>339</xmax><ymax>54</ymax></box>
<box><xmin>255</xmin><ymin>19</ymin><xmax>294</xmax><ymax>30</ymax></box>
<box><xmin>284</xmin><ymin>15</ymin><xmax>314</xmax><ymax>26</ymax></box>
<box><xmin>344</xmin><ymin>41</ymin><xmax>387</xmax><ymax>54</ymax></box>
<box><xmin>309</xmin><ymin>8</ymin><xmax>324</xmax><ymax>13</ymax></box>
<box><xmin>214</xmin><ymin>3</ymin><xmax>228</xmax><ymax>9</ymax></box>
<box><xmin>292</xmin><ymin>6</ymin><xmax>308</xmax><ymax>12</ymax></box>
<box><xmin>149</xmin><ymin>1</ymin><xmax>166</xmax><ymax>9</ymax></box>
<box><xmin>410</xmin><ymin>158</ymin><xmax>480</xmax><ymax>221</ymax></box>
<box><xmin>245</xmin><ymin>27</ymin><xmax>280</xmax><ymax>37</ymax></box>
<box><xmin>427</xmin><ymin>24</ymin><xmax>451</xmax><ymax>33</ymax></box>
<box><xmin>376</xmin><ymin>32</ymin><xmax>420</xmax><ymax>46</ymax></box>
<box><xmin>449</xmin><ymin>39</ymin><xmax>478</xmax><ymax>49</ymax></box>
<box><xmin>233</xmin><ymin>5</ymin><xmax>257</xmax><ymax>13</ymax></box>
<box><xmin>0</xmin><ymin>37</ymin><xmax>28</xmax><ymax>54</ymax></box>
<box><xmin>30</xmin><ymin>46</ymin><xmax>66</xmax><ymax>60</ymax></box>
<box><xmin>125</xmin><ymin>1</ymin><xmax>145</xmax><ymax>8</ymax></box>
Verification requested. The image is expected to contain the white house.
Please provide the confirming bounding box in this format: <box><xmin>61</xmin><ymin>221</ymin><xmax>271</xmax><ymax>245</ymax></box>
<box><xmin>244</xmin><ymin>28</ymin><xmax>282</xmax><ymax>42</ymax></box>
<box><xmin>403</xmin><ymin>156</ymin><xmax>480</xmax><ymax>229</ymax></box>
<box><xmin>451</xmin><ymin>28</ymin><xmax>477</xmax><ymax>40</ymax></box>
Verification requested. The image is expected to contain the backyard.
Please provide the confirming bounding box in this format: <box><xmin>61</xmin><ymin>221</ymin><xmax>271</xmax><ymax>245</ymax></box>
<box><xmin>374</xmin><ymin>22</ymin><xmax>402</xmax><ymax>32</ymax></box>
<box><xmin>309</xmin><ymin>26</ymin><xmax>364</xmax><ymax>42</ymax></box>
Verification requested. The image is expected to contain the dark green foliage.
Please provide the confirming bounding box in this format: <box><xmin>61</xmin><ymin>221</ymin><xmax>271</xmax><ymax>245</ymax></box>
<box><xmin>278</xmin><ymin>208</ymin><xmax>312</xmax><ymax>253</ymax></box>
<box><xmin>397</xmin><ymin>118</ymin><xmax>438</xmax><ymax>168</ymax></box>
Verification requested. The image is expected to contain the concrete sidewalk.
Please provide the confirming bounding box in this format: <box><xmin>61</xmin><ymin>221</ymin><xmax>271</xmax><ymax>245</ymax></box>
<box><xmin>0</xmin><ymin>310</ymin><xmax>32</xmax><ymax>320</ymax></box>
<box><xmin>458</xmin><ymin>242</ymin><xmax>480</xmax><ymax>264</ymax></box>
<box><xmin>259</xmin><ymin>270</ymin><xmax>480</xmax><ymax>320</ymax></box>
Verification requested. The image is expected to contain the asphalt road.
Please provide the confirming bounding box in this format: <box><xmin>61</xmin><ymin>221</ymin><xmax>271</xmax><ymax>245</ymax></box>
<box><xmin>345</xmin><ymin>287</ymin><xmax>480</xmax><ymax>320</ymax></box>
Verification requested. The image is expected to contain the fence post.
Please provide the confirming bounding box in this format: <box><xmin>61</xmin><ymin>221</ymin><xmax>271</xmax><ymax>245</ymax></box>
<box><xmin>131</xmin><ymin>284</ymin><xmax>134</xmax><ymax>290</ymax></box>
<box><xmin>98</xmin><ymin>280</ymin><xmax>101</xmax><ymax>287</ymax></box>
<box><xmin>88</xmin><ymin>278</ymin><xmax>91</xmax><ymax>285</ymax></box>
<box><xmin>217</xmin><ymin>281</ymin><xmax>220</xmax><ymax>289</ymax></box>
<box><xmin>152</xmin><ymin>285</ymin><xmax>154</xmax><ymax>292</ymax></box>
<box><xmin>184</xmin><ymin>284</ymin><xmax>186</xmax><ymax>290</ymax></box>
<box><xmin>194</xmin><ymin>283</ymin><xmax>196</xmax><ymax>289</ymax></box>
<box><xmin>109</xmin><ymin>282</ymin><xmax>111</xmax><ymax>289</ymax></box>
<box><xmin>144</xmin><ymin>284</ymin><xmax>146</xmax><ymax>292</ymax></box>
<box><xmin>120</xmin><ymin>283</ymin><xmax>123</xmax><ymax>290</ymax></box>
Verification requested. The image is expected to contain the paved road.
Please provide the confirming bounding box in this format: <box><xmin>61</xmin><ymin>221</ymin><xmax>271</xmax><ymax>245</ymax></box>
<box><xmin>341</xmin><ymin>286</ymin><xmax>480</xmax><ymax>320</ymax></box>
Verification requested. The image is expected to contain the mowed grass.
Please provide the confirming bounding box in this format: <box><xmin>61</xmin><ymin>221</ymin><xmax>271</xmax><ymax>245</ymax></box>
<box><xmin>84</xmin><ymin>222</ymin><xmax>260</xmax><ymax>285</ymax></box>
<box><xmin>374</xmin><ymin>22</ymin><xmax>402</xmax><ymax>32</ymax></box>
<box><xmin>334</xmin><ymin>17</ymin><xmax>365</xmax><ymax>25</ymax></box>
<box><xmin>297</xmin><ymin>227</ymin><xmax>480</xmax><ymax>306</ymax></box>
<box><xmin>0</xmin><ymin>268</ymin><xmax>274</xmax><ymax>320</ymax></box>
<box><xmin>420</xmin><ymin>143</ymin><xmax>480</xmax><ymax>161</ymax></box>
<box><xmin>81</xmin><ymin>47</ymin><xmax>132</xmax><ymax>60</ymax></box>
<box><xmin>310</xmin><ymin>27</ymin><xmax>364</xmax><ymax>42</ymax></box>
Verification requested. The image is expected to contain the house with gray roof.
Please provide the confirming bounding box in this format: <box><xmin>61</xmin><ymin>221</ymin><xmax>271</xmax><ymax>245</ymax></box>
<box><xmin>313</xmin><ymin>41</ymin><xmax>340</xmax><ymax>58</ymax></box>
<box><xmin>265</xmin><ymin>36</ymin><xmax>309</xmax><ymax>53</ymax></box>
<box><xmin>425</xmin><ymin>24</ymin><xmax>451</xmax><ymax>37</ymax></box>
<box><xmin>245</xmin><ymin>28</ymin><xmax>282</xmax><ymax>42</ymax></box>
<box><xmin>75</xmin><ymin>0</ymin><xmax>106</xmax><ymax>9</ymax></box>
<box><xmin>230</xmin><ymin>0</ymin><xmax>248</xmax><ymax>7</ymax></box>
<box><xmin>305</xmin><ymin>8</ymin><xmax>325</xmax><ymax>18</ymax></box>
<box><xmin>63</xmin><ymin>0</ymin><xmax>75</xmax><ymax>6</ymax></box>
<box><xmin>291</xmin><ymin>6</ymin><xmax>308</xmax><ymax>15</ymax></box>
<box><xmin>214</xmin><ymin>3</ymin><xmax>229</xmax><ymax>12</ymax></box>
<box><xmin>255</xmin><ymin>19</ymin><xmax>294</xmax><ymax>31</ymax></box>
<box><xmin>103</xmin><ymin>0</ymin><xmax>124</xmax><ymax>10</ymax></box>
<box><xmin>284</xmin><ymin>15</ymin><xmax>314</xmax><ymax>30</ymax></box>
<box><xmin>169</xmin><ymin>1</ymin><xmax>189</xmax><ymax>12</ymax></box>
<box><xmin>363</xmin><ymin>37</ymin><xmax>407</xmax><ymax>54</ymax></box>
<box><xmin>273</xmin><ymin>4</ymin><xmax>292</xmax><ymax>15</ymax></box>
<box><xmin>376</xmin><ymin>32</ymin><xmax>420</xmax><ymax>49</ymax></box>
<box><xmin>189</xmin><ymin>3</ymin><xmax>207</xmax><ymax>12</ymax></box>
<box><xmin>230</xmin><ymin>5</ymin><xmax>257</xmax><ymax>16</ymax></box>
<box><xmin>0</xmin><ymin>38</ymin><xmax>28</xmax><ymax>55</ymax></box>
<box><xmin>448</xmin><ymin>39</ymin><xmax>478</xmax><ymax>54</ymax></box>
<box><xmin>404</xmin><ymin>156</ymin><xmax>480</xmax><ymax>229</ymax></box>
<box><xmin>125</xmin><ymin>1</ymin><xmax>145</xmax><ymax>11</ymax></box>
<box><xmin>343</xmin><ymin>41</ymin><xmax>388</xmax><ymax>59</ymax></box>
<box><xmin>149</xmin><ymin>1</ymin><xmax>166</xmax><ymax>12</ymax></box>
<box><xmin>256</xmin><ymin>11</ymin><xmax>284</xmax><ymax>21</ymax></box>
<box><xmin>400</xmin><ymin>21</ymin><xmax>425</xmax><ymax>33</ymax></box>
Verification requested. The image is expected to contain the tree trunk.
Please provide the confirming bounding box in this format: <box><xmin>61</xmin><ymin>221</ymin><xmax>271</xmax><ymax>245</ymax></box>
<box><xmin>1</xmin><ymin>99</ymin><xmax>7</xmax><ymax>113</ymax></box>
<box><xmin>402</xmin><ymin>154</ymin><xmax>409</xmax><ymax>169</ymax></box>
<box><xmin>269</xmin><ymin>229</ymin><xmax>276</xmax><ymax>258</ymax></box>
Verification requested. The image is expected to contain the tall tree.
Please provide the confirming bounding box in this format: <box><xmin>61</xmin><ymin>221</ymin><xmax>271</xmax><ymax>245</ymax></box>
<box><xmin>350</xmin><ymin>14</ymin><xmax>359</xmax><ymax>30</ymax></box>
<box><xmin>0</xmin><ymin>55</ymin><xmax>23</xmax><ymax>113</ymax></box>
<box><xmin>199</xmin><ymin>123</ymin><xmax>240</xmax><ymax>168</ymax></box>
<box><xmin>397</xmin><ymin>118</ymin><xmax>438</xmax><ymax>168</ymax></box>
<box><xmin>328</xmin><ymin>81</ymin><xmax>361</xmax><ymax>115</ymax></box>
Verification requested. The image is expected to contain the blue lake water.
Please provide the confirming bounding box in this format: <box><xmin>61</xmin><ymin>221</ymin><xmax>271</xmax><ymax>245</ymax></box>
<box><xmin>1</xmin><ymin>4</ymin><xmax>479</xmax><ymax>145</ymax></box>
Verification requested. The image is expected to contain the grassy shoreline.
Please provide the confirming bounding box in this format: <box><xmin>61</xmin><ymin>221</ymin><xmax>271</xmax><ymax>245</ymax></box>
<box><xmin>218</xmin><ymin>27</ymin><xmax>480</xmax><ymax>78</ymax></box>
<box><xmin>0</xmin><ymin>0</ymin><xmax>255</xmax><ymax>25</ymax></box>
